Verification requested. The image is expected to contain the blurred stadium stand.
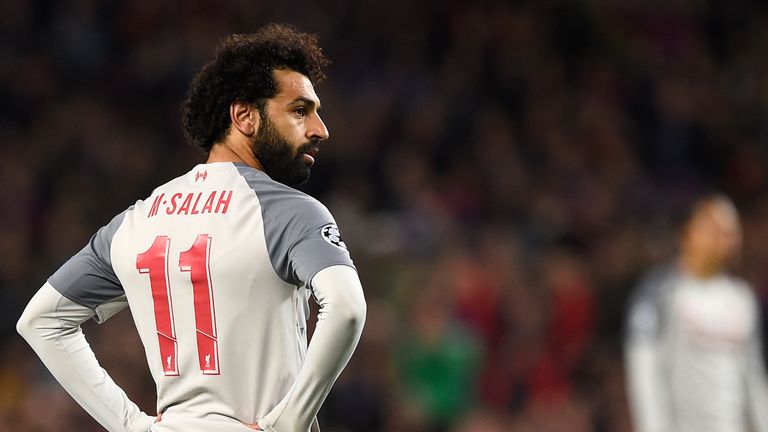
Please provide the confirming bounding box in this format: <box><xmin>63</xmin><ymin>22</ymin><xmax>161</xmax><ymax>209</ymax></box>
<box><xmin>2</xmin><ymin>1</ymin><xmax>768</xmax><ymax>431</ymax></box>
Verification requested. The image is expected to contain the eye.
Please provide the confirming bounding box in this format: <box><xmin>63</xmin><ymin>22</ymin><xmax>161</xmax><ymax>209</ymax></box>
<box><xmin>294</xmin><ymin>107</ymin><xmax>306</xmax><ymax>117</ymax></box>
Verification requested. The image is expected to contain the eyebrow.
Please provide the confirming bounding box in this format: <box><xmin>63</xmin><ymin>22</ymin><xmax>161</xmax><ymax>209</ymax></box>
<box><xmin>290</xmin><ymin>96</ymin><xmax>322</xmax><ymax>112</ymax></box>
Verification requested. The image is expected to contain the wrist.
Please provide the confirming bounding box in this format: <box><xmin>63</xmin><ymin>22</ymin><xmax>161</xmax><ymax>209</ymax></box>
<box><xmin>129</xmin><ymin>413</ymin><xmax>156</xmax><ymax>432</ymax></box>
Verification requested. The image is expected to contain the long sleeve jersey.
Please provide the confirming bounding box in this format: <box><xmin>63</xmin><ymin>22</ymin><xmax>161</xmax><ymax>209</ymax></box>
<box><xmin>18</xmin><ymin>161</ymin><xmax>366</xmax><ymax>432</ymax></box>
<box><xmin>625</xmin><ymin>266</ymin><xmax>768</xmax><ymax>432</ymax></box>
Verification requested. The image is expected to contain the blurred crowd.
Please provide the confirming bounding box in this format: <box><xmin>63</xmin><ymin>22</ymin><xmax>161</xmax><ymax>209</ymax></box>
<box><xmin>2</xmin><ymin>1</ymin><xmax>768</xmax><ymax>431</ymax></box>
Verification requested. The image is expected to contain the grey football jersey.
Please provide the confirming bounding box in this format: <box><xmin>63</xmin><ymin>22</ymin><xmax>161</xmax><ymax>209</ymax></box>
<box><xmin>48</xmin><ymin>162</ymin><xmax>355</xmax><ymax>431</ymax></box>
<box><xmin>625</xmin><ymin>266</ymin><xmax>768</xmax><ymax>432</ymax></box>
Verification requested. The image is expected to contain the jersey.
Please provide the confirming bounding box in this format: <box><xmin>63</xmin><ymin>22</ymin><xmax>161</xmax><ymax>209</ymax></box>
<box><xmin>625</xmin><ymin>266</ymin><xmax>768</xmax><ymax>432</ymax></box>
<box><xmin>47</xmin><ymin>162</ymin><xmax>355</xmax><ymax>431</ymax></box>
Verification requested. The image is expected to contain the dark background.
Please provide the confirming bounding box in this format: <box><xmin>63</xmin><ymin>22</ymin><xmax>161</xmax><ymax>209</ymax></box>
<box><xmin>2</xmin><ymin>1</ymin><xmax>768</xmax><ymax>431</ymax></box>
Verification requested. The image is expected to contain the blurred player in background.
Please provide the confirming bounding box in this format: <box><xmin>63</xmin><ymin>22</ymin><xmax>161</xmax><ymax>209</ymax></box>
<box><xmin>17</xmin><ymin>24</ymin><xmax>366</xmax><ymax>432</ymax></box>
<box><xmin>625</xmin><ymin>194</ymin><xmax>768</xmax><ymax>432</ymax></box>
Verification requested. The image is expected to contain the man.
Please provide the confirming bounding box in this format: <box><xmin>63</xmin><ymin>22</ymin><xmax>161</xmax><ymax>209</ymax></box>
<box><xmin>17</xmin><ymin>24</ymin><xmax>366</xmax><ymax>432</ymax></box>
<box><xmin>625</xmin><ymin>195</ymin><xmax>768</xmax><ymax>432</ymax></box>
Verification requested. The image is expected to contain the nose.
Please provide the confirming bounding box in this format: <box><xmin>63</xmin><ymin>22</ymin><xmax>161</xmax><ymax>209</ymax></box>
<box><xmin>307</xmin><ymin>114</ymin><xmax>329</xmax><ymax>141</ymax></box>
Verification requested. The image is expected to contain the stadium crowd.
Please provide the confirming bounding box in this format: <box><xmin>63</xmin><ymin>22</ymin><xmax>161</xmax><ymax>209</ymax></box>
<box><xmin>2</xmin><ymin>1</ymin><xmax>768</xmax><ymax>431</ymax></box>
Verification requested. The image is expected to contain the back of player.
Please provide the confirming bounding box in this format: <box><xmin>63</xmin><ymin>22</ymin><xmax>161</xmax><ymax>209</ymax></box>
<box><xmin>19</xmin><ymin>25</ymin><xmax>366</xmax><ymax>432</ymax></box>
<box><xmin>123</xmin><ymin>162</ymin><xmax>303</xmax><ymax>428</ymax></box>
<box><xmin>49</xmin><ymin>162</ymin><xmax>354</xmax><ymax>431</ymax></box>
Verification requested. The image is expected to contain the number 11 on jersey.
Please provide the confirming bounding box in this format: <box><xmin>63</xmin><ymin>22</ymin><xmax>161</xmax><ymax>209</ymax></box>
<box><xmin>180</xmin><ymin>234</ymin><xmax>219</xmax><ymax>375</ymax></box>
<box><xmin>136</xmin><ymin>234</ymin><xmax>220</xmax><ymax>376</ymax></box>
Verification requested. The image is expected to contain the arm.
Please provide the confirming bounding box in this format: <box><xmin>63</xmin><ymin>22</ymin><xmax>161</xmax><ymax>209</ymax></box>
<box><xmin>17</xmin><ymin>283</ymin><xmax>156</xmax><ymax>432</ymax></box>
<box><xmin>257</xmin><ymin>265</ymin><xmax>366</xmax><ymax>432</ymax></box>
<box><xmin>625</xmin><ymin>278</ymin><xmax>671</xmax><ymax>432</ymax></box>
<box><xmin>745</xmin><ymin>303</ymin><xmax>768</xmax><ymax>432</ymax></box>
<box><xmin>625</xmin><ymin>338</ymin><xmax>669</xmax><ymax>432</ymax></box>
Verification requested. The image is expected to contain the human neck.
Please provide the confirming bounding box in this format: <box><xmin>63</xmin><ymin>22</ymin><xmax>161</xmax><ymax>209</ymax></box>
<box><xmin>206</xmin><ymin>141</ymin><xmax>264</xmax><ymax>171</ymax></box>
<box><xmin>679</xmin><ymin>254</ymin><xmax>721</xmax><ymax>279</ymax></box>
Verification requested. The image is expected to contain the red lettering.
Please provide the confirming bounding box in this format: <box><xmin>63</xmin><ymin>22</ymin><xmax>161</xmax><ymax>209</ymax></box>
<box><xmin>177</xmin><ymin>193</ymin><xmax>194</xmax><ymax>215</ymax></box>
<box><xmin>158</xmin><ymin>191</ymin><xmax>232</xmax><ymax>217</ymax></box>
<box><xmin>215</xmin><ymin>190</ymin><xmax>233</xmax><ymax>214</ymax></box>
<box><xmin>190</xmin><ymin>192</ymin><xmax>203</xmax><ymax>215</ymax></box>
<box><xmin>201</xmin><ymin>191</ymin><xmax>216</xmax><ymax>214</ymax></box>
<box><xmin>166</xmin><ymin>193</ymin><xmax>182</xmax><ymax>215</ymax></box>
<box><xmin>148</xmin><ymin>193</ymin><xmax>165</xmax><ymax>218</ymax></box>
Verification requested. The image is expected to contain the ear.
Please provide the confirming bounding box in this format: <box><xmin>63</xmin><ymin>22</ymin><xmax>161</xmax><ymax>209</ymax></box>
<box><xmin>229</xmin><ymin>101</ymin><xmax>260</xmax><ymax>137</ymax></box>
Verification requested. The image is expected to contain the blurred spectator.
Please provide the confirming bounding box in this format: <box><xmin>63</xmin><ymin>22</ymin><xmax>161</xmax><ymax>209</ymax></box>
<box><xmin>397</xmin><ymin>273</ymin><xmax>482</xmax><ymax>431</ymax></box>
<box><xmin>625</xmin><ymin>195</ymin><xmax>768</xmax><ymax>432</ymax></box>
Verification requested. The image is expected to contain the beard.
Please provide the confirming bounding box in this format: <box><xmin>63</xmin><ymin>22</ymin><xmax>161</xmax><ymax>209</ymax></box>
<box><xmin>250</xmin><ymin>116</ymin><xmax>317</xmax><ymax>187</ymax></box>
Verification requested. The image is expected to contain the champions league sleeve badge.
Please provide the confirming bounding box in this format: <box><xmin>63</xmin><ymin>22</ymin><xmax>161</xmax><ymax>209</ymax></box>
<box><xmin>321</xmin><ymin>224</ymin><xmax>347</xmax><ymax>250</ymax></box>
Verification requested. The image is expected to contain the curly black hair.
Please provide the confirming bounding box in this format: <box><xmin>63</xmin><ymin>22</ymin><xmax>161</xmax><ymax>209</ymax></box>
<box><xmin>181</xmin><ymin>24</ymin><xmax>330</xmax><ymax>152</ymax></box>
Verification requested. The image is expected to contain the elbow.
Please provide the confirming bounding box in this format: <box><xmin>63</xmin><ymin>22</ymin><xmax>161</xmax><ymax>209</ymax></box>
<box><xmin>339</xmin><ymin>293</ymin><xmax>367</xmax><ymax>332</ymax></box>
<box><xmin>17</xmin><ymin>293</ymin><xmax>62</xmax><ymax>343</ymax></box>
<box><xmin>16</xmin><ymin>283</ymin><xmax>83</xmax><ymax>345</ymax></box>
<box><xmin>350</xmin><ymin>298</ymin><xmax>367</xmax><ymax>329</ymax></box>
<box><xmin>313</xmin><ymin>266</ymin><xmax>367</xmax><ymax>332</ymax></box>
<box><xmin>16</xmin><ymin>306</ymin><xmax>37</xmax><ymax>342</ymax></box>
